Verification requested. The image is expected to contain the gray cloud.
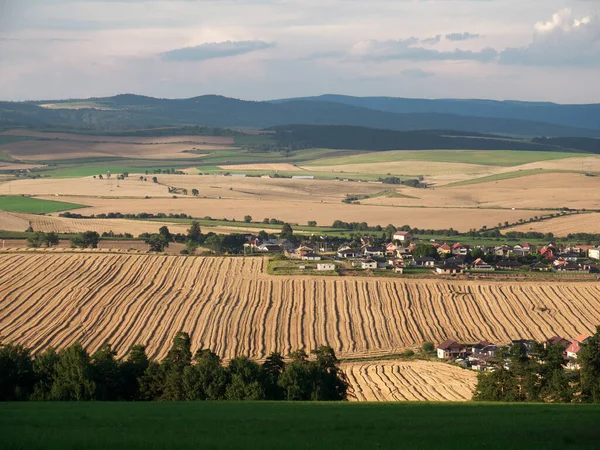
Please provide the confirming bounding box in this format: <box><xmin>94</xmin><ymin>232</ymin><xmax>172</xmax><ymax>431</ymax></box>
<box><xmin>421</xmin><ymin>35</ymin><xmax>442</xmax><ymax>45</ymax></box>
<box><xmin>352</xmin><ymin>38</ymin><xmax>498</xmax><ymax>62</ymax></box>
<box><xmin>401</xmin><ymin>68</ymin><xmax>434</xmax><ymax>78</ymax></box>
<box><xmin>160</xmin><ymin>40</ymin><xmax>274</xmax><ymax>62</ymax></box>
<box><xmin>445</xmin><ymin>32</ymin><xmax>480</xmax><ymax>41</ymax></box>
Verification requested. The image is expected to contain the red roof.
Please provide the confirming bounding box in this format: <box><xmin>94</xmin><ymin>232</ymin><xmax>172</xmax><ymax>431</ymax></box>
<box><xmin>452</xmin><ymin>243</ymin><xmax>462</xmax><ymax>249</ymax></box>
<box><xmin>440</xmin><ymin>244</ymin><xmax>451</xmax><ymax>251</ymax></box>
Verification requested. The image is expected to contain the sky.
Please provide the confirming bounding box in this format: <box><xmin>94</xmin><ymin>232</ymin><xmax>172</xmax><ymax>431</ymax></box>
<box><xmin>0</xmin><ymin>0</ymin><xmax>599</xmax><ymax>103</ymax></box>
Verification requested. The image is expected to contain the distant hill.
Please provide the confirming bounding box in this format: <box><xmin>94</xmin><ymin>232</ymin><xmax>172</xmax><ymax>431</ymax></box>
<box><xmin>273</xmin><ymin>94</ymin><xmax>600</xmax><ymax>133</ymax></box>
<box><xmin>269</xmin><ymin>125</ymin><xmax>596</xmax><ymax>153</ymax></box>
<box><xmin>0</xmin><ymin>94</ymin><xmax>598</xmax><ymax>137</ymax></box>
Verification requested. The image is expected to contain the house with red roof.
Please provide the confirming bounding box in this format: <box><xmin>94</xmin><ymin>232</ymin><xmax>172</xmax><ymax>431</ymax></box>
<box><xmin>437</xmin><ymin>340</ymin><xmax>463</xmax><ymax>359</ymax></box>
<box><xmin>566</xmin><ymin>335</ymin><xmax>592</xmax><ymax>369</ymax></box>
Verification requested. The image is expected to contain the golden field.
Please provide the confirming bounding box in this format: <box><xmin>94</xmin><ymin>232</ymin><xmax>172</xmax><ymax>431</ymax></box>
<box><xmin>342</xmin><ymin>360</ymin><xmax>477</xmax><ymax>402</ymax></box>
<box><xmin>1</xmin><ymin>254</ymin><xmax>599</xmax><ymax>362</ymax></box>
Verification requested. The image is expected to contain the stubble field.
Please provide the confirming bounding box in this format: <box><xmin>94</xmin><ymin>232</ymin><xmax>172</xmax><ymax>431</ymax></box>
<box><xmin>342</xmin><ymin>359</ymin><xmax>477</xmax><ymax>401</ymax></box>
<box><xmin>1</xmin><ymin>254</ymin><xmax>599</xmax><ymax>364</ymax></box>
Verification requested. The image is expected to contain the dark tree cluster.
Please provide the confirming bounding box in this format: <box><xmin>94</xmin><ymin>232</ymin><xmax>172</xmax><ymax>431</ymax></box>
<box><xmin>0</xmin><ymin>333</ymin><xmax>348</xmax><ymax>402</ymax></box>
<box><xmin>70</xmin><ymin>231</ymin><xmax>100</xmax><ymax>249</ymax></box>
<box><xmin>26</xmin><ymin>231</ymin><xmax>59</xmax><ymax>248</ymax></box>
<box><xmin>475</xmin><ymin>326</ymin><xmax>600</xmax><ymax>403</ymax></box>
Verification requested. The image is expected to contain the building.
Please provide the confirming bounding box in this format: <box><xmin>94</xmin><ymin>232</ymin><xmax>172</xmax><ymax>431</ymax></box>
<box><xmin>495</xmin><ymin>260</ymin><xmax>523</xmax><ymax>271</ymax></box>
<box><xmin>361</xmin><ymin>259</ymin><xmax>378</xmax><ymax>270</ymax></box>
<box><xmin>435</xmin><ymin>263</ymin><xmax>463</xmax><ymax>275</ymax></box>
<box><xmin>437</xmin><ymin>243</ymin><xmax>452</xmax><ymax>256</ymax></box>
<box><xmin>317</xmin><ymin>263</ymin><xmax>336</xmax><ymax>271</ymax></box>
<box><xmin>337</xmin><ymin>248</ymin><xmax>363</xmax><ymax>259</ymax></box>
<box><xmin>363</xmin><ymin>246</ymin><xmax>386</xmax><ymax>258</ymax></box>
<box><xmin>566</xmin><ymin>335</ymin><xmax>592</xmax><ymax>369</ymax></box>
<box><xmin>437</xmin><ymin>340</ymin><xmax>463</xmax><ymax>359</ymax></box>
<box><xmin>471</xmin><ymin>258</ymin><xmax>494</xmax><ymax>271</ymax></box>
<box><xmin>590</xmin><ymin>247</ymin><xmax>600</xmax><ymax>260</ymax></box>
<box><xmin>413</xmin><ymin>257</ymin><xmax>436</xmax><ymax>267</ymax></box>
<box><xmin>452</xmin><ymin>243</ymin><xmax>470</xmax><ymax>256</ymax></box>
<box><xmin>392</xmin><ymin>231</ymin><xmax>413</xmax><ymax>242</ymax></box>
<box><xmin>302</xmin><ymin>253</ymin><xmax>322</xmax><ymax>261</ymax></box>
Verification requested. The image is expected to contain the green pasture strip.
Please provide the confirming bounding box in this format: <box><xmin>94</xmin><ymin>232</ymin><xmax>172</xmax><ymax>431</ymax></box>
<box><xmin>304</xmin><ymin>149</ymin><xmax>589</xmax><ymax>167</ymax></box>
<box><xmin>442</xmin><ymin>169</ymin><xmax>587</xmax><ymax>187</ymax></box>
<box><xmin>0</xmin><ymin>196</ymin><xmax>87</xmax><ymax>213</ymax></box>
<box><xmin>38</xmin><ymin>162</ymin><xmax>197</xmax><ymax>178</ymax></box>
<box><xmin>1</xmin><ymin>402</ymin><xmax>599</xmax><ymax>450</ymax></box>
<box><xmin>0</xmin><ymin>150</ymin><xmax>15</xmax><ymax>162</ymax></box>
<box><xmin>197</xmin><ymin>147</ymin><xmax>362</xmax><ymax>167</ymax></box>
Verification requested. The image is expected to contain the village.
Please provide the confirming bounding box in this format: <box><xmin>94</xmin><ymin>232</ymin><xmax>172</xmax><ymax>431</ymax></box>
<box><xmin>249</xmin><ymin>230</ymin><xmax>600</xmax><ymax>276</ymax></box>
<box><xmin>437</xmin><ymin>333</ymin><xmax>592</xmax><ymax>373</ymax></box>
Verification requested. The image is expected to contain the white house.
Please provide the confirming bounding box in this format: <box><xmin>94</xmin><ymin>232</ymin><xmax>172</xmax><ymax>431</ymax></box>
<box><xmin>317</xmin><ymin>263</ymin><xmax>336</xmax><ymax>271</ymax></box>
<box><xmin>361</xmin><ymin>259</ymin><xmax>378</xmax><ymax>270</ymax></box>
<box><xmin>393</xmin><ymin>231</ymin><xmax>413</xmax><ymax>242</ymax></box>
<box><xmin>302</xmin><ymin>253</ymin><xmax>322</xmax><ymax>261</ymax></box>
<box><xmin>589</xmin><ymin>247</ymin><xmax>600</xmax><ymax>260</ymax></box>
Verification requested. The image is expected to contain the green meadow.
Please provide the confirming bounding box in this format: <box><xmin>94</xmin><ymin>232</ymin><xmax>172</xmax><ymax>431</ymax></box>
<box><xmin>0</xmin><ymin>196</ymin><xmax>87</xmax><ymax>213</ymax></box>
<box><xmin>1</xmin><ymin>402</ymin><xmax>599</xmax><ymax>450</ymax></box>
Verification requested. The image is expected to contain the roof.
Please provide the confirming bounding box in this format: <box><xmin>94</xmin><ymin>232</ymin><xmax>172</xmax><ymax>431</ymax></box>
<box><xmin>472</xmin><ymin>258</ymin><xmax>489</xmax><ymax>266</ymax></box>
<box><xmin>496</xmin><ymin>260</ymin><xmax>522</xmax><ymax>267</ymax></box>
<box><xmin>414</xmin><ymin>256</ymin><xmax>435</xmax><ymax>262</ymax></box>
<box><xmin>440</xmin><ymin>244</ymin><xmax>451</xmax><ymax>251</ymax></box>
<box><xmin>438</xmin><ymin>340</ymin><xmax>462</xmax><ymax>350</ymax></box>
<box><xmin>473</xmin><ymin>340</ymin><xmax>492</xmax><ymax>349</ymax></box>
<box><xmin>394</xmin><ymin>231</ymin><xmax>411</xmax><ymax>236</ymax></box>
<box><xmin>547</xmin><ymin>336</ymin><xmax>571</xmax><ymax>349</ymax></box>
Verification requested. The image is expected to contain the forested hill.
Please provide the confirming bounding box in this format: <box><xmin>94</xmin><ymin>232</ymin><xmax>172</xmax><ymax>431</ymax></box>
<box><xmin>0</xmin><ymin>94</ymin><xmax>598</xmax><ymax>137</ymax></box>
<box><xmin>270</xmin><ymin>125</ymin><xmax>600</xmax><ymax>153</ymax></box>
<box><xmin>274</xmin><ymin>94</ymin><xmax>600</xmax><ymax>133</ymax></box>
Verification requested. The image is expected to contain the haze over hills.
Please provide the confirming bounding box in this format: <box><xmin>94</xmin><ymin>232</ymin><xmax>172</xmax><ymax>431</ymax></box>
<box><xmin>0</xmin><ymin>94</ymin><xmax>599</xmax><ymax>138</ymax></box>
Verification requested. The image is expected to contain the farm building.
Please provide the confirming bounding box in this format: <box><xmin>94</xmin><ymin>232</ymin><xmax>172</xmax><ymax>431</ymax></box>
<box><xmin>435</xmin><ymin>263</ymin><xmax>463</xmax><ymax>275</ymax></box>
<box><xmin>437</xmin><ymin>340</ymin><xmax>463</xmax><ymax>359</ymax></box>
<box><xmin>316</xmin><ymin>263</ymin><xmax>336</xmax><ymax>271</ymax></box>
<box><xmin>302</xmin><ymin>253</ymin><xmax>322</xmax><ymax>261</ymax></box>
<box><xmin>413</xmin><ymin>257</ymin><xmax>435</xmax><ymax>267</ymax></box>
<box><xmin>337</xmin><ymin>248</ymin><xmax>363</xmax><ymax>259</ymax></box>
<box><xmin>392</xmin><ymin>231</ymin><xmax>413</xmax><ymax>242</ymax></box>
<box><xmin>291</xmin><ymin>175</ymin><xmax>315</xmax><ymax>180</ymax></box>
<box><xmin>590</xmin><ymin>247</ymin><xmax>600</xmax><ymax>260</ymax></box>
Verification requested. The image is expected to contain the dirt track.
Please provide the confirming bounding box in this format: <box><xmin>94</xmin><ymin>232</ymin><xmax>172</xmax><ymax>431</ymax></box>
<box><xmin>1</xmin><ymin>254</ymin><xmax>599</xmax><ymax>362</ymax></box>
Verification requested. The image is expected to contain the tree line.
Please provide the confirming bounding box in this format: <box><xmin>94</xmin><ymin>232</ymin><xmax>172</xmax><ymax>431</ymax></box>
<box><xmin>475</xmin><ymin>326</ymin><xmax>600</xmax><ymax>403</ymax></box>
<box><xmin>0</xmin><ymin>332</ymin><xmax>348</xmax><ymax>402</ymax></box>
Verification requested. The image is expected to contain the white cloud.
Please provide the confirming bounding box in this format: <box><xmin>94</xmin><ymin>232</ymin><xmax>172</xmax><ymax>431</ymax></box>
<box><xmin>500</xmin><ymin>9</ymin><xmax>600</xmax><ymax>67</ymax></box>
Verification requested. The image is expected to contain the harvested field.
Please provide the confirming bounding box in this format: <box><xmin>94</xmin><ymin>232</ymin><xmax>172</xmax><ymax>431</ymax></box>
<box><xmin>220</xmin><ymin>163</ymin><xmax>302</xmax><ymax>172</ymax></box>
<box><xmin>0</xmin><ymin>162</ymin><xmax>46</xmax><ymax>171</ymax></box>
<box><xmin>1</xmin><ymin>254</ymin><xmax>599</xmax><ymax>362</ymax></box>
<box><xmin>0</xmin><ymin>212</ymin><xmax>190</xmax><ymax>235</ymax></box>
<box><xmin>0</xmin><ymin>177</ymin><xmax>170</xmax><ymax>197</ymax></box>
<box><xmin>65</xmin><ymin>196</ymin><xmax>539</xmax><ymax>231</ymax></box>
<box><xmin>505</xmin><ymin>213</ymin><xmax>600</xmax><ymax>237</ymax></box>
<box><xmin>0</xmin><ymin>141</ymin><xmax>230</xmax><ymax>161</ymax></box>
<box><xmin>343</xmin><ymin>360</ymin><xmax>477</xmax><ymax>402</ymax></box>
<box><xmin>0</xmin><ymin>239</ymin><xmax>186</xmax><ymax>254</ymax></box>
<box><xmin>0</xmin><ymin>129</ymin><xmax>234</xmax><ymax>145</ymax></box>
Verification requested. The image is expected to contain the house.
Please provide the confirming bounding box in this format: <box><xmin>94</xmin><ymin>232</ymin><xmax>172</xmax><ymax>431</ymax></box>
<box><xmin>558</xmin><ymin>252</ymin><xmax>580</xmax><ymax>262</ymax></box>
<box><xmin>452</xmin><ymin>243</ymin><xmax>470</xmax><ymax>256</ymax></box>
<box><xmin>395</xmin><ymin>247</ymin><xmax>410</xmax><ymax>257</ymax></box>
<box><xmin>363</xmin><ymin>246</ymin><xmax>386</xmax><ymax>258</ymax></box>
<box><xmin>495</xmin><ymin>260</ymin><xmax>522</xmax><ymax>271</ymax></box>
<box><xmin>385</xmin><ymin>242</ymin><xmax>399</xmax><ymax>255</ymax></box>
<box><xmin>545</xmin><ymin>336</ymin><xmax>572</xmax><ymax>354</ymax></box>
<box><xmin>437</xmin><ymin>340</ymin><xmax>463</xmax><ymax>359</ymax></box>
<box><xmin>256</xmin><ymin>244</ymin><xmax>283</xmax><ymax>253</ymax></box>
<box><xmin>444</xmin><ymin>255</ymin><xmax>466</xmax><ymax>267</ymax></box>
<box><xmin>317</xmin><ymin>263</ymin><xmax>336</xmax><ymax>271</ymax></box>
<box><xmin>337</xmin><ymin>248</ymin><xmax>363</xmax><ymax>259</ymax></box>
<box><xmin>472</xmin><ymin>340</ymin><xmax>493</xmax><ymax>355</ymax></box>
<box><xmin>566</xmin><ymin>335</ymin><xmax>592</xmax><ymax>369</ymax></box>
<box><xmin>539</xmin><ymin>245</ymin><xmax>557</xmax><ymax>259</ymax></box>
<box><xmin>393</xmin><ymin>231</ymin><xmax>413</xmax><ymax>242</ymax></box>
<box><xmin>289</xmin><ymin>245</ymin><xmax>314</xmax><ymax>259</ymax></box>
<box><xmin>361</xmin><ymin>259</ymin><xmax>378</xmax><ymax>270</ymax></box>
<box><xmin>530</xmin><ymin>261</ymin><xmax>552</xmax><ymax>272</ymax></box>
<box><xmin>437</xmin><ymin>243</ymin><xmax>452</xmax><ymax>256</ymax></box>
<box><xmin>413</xmin><ymin>257</ymin><xmax>436</xmax><ymax>267</ymax></box>
<box><xmin>555</xmin><ymin>262</ymin><xmax>590</xmax><ymax>273</ymax></box>
<box><xmin>276</xmin><ymin>239</ymin><xmax>296</xmax><ymax>253</ymax></box>
<box><xmin>494</xmin><ymin>245</ymin><xmax>513</xmax><ymax>257</ymax></box>
<box><xmin>435</xmin><ymin>263</ymin><xmax>463</xmax><ymax>275</ymax></box>
<box><xmin>513</xmin><ymin>244</ymin><xmax>532</xmax><ymax>257</ymax></box>
<box><xmin>589</xmin><ymin>247</ymin><xmax>600</xmax><ymax>260</ymax></box>
<box><xmin>471</xmin><ymin>258</ymin><xmax>494</xmax><ymax>271</ymax></box>
<box><xmin>302</xmin><ymin>253</ymin><xmax>322</xmax><ymax>261</ymax></box>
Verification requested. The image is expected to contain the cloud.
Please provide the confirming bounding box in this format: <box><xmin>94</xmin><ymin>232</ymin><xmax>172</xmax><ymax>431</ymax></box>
<box><xmin>445</xmin><ymin>32</ymin><xmax>480</xmax><ymax>41</ymax></box>
<box><xmin>500</xmin><ymin>9</ymin><xmax>600</xmax><ymax>67</ymax></box>
<box><xmin>351</xmin><ymin>38</ymin><xmax>498</xmax><ymax>62</ymax></box>
<box><xmin>401</xmin><ymin>68</ymin><xmax>434</xmax><ymax>78</ymax></box>
<box><xmin>421</xmin><ymin>35</ymin><xmax>442</xmax><ymax>45</ymax></box>
<box><xmin>159</xmin><ymin>40</ymin><xmax>275</xmax><ymax>62</ymax></box>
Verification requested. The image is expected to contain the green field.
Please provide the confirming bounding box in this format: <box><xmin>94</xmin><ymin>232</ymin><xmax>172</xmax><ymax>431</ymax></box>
<box><xmin>443</xmin><ymin>168</ymin><xmax>583</xmax><ymax>187</ymax></box>
<box><xmin>0</xmin><ymin>196</ymin><xmax>87</xmax><ymax>213</ymax></box>
<box><xmin>1</xmin><ymin>402</ymin><xmax>599</xmax><ymax>450</ymax></box>
<box><xmin>305</xmin><ymin>149</ymin><xmax>587</xmax><ymax>167</ymax></box>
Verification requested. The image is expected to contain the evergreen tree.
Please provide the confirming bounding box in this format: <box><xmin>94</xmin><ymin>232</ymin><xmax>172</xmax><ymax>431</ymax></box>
<box><xmin>225</xmin><ymin>357</ymin><xmax>264</xmax><ymax>400</ymax></box>
<box><xmin>91</xmin><ymin>344</ymin><xmax>124</xmax><ymax>401</ymax></box>
<box><xmin>579</xmin><ymin>327</ymin><xmax>600</xmax><ymax>403</ymax></box>
<box><xmin>120</xmin><ymin>345</ymin><xmax>149</xmax><ymax>401</ymax></box>
<box><xmin>160</xmin><ymin>332</ymin><xmax>192</xmax><ymax>400</ymax></box>
<box><xmin>262</xmin><ymin>352</ymin><xmax>285</xmax><ymax>400</ymax></box>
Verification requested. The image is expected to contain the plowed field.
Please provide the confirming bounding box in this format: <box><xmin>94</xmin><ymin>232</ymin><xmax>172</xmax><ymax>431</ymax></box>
<box><xmin>1</xmin><ymin>254</ymin><xmax>599</xmax><ymax>363</ymax></box>
<box><xmin>343</xmin><ymin>360</ymin><xmax>477</xmax><ymax>401</ymax></box>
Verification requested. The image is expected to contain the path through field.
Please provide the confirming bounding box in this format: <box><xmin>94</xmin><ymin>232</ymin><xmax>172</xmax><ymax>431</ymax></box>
<box><xmin>1</xmin><ymin>254</ymin><xmax>599</xmax><ymax>363</ymax></box>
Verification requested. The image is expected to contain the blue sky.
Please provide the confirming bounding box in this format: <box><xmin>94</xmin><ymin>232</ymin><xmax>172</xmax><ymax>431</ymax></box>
<box><xmin>0</xmin><ymin>0</ymin><xmax>599</xmax><ymax>102</ymax></box>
